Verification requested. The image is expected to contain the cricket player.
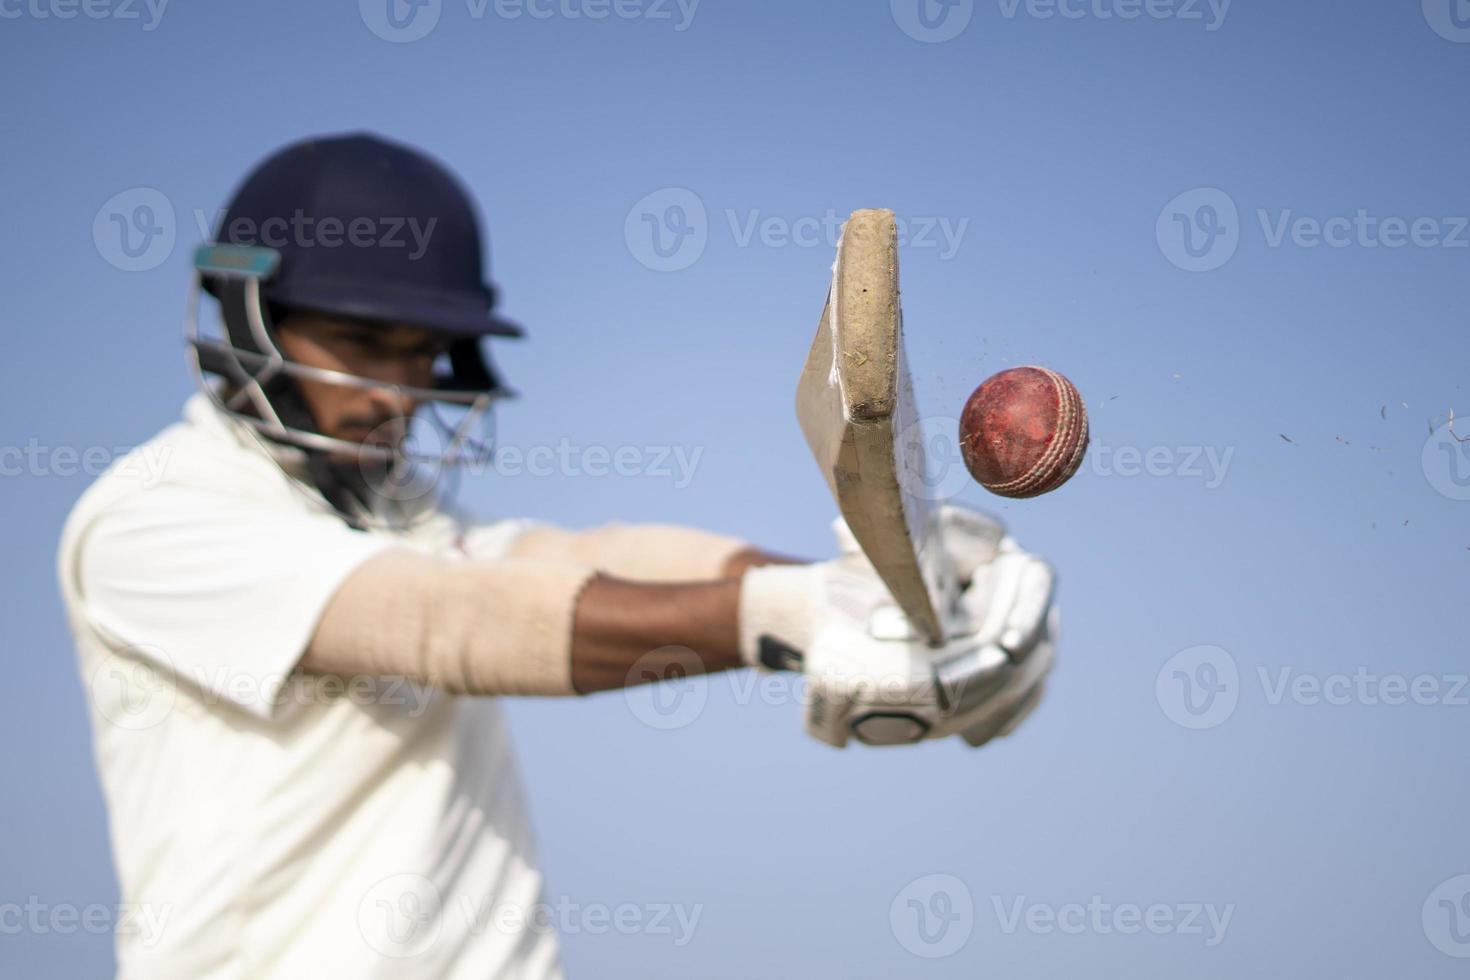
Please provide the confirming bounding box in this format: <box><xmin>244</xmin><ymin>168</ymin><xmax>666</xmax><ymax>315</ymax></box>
<box><xmin>58</xmin><ymin>132</ymin><xmax>1057</xmax><ymax>978</ymax></box>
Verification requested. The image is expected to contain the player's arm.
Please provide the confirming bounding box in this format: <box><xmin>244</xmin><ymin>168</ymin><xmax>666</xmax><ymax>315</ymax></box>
<box><xmin>299</xmin><ymin>550</ymin><xmax>812</xmax><ymax>697</ymax></box>
<box><xmin>567</xmin><ymin>576</ymin><xmax>744</xmax><ymax>692</ymax></box>
<box><xmin>495</xmin><ymin>520</ymin><xmax>796</xmax><ymax>582</ymax></box>
<box><xmin>568</xmin><ymin>546</ymin><xmax>805</xmax><ymax>691</ymax></box>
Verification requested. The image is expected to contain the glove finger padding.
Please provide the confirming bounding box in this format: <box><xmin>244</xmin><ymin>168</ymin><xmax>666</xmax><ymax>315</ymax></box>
<box><xmin>961</xmin><ymin>679</ymin><xmax>1047</xmax><ymax>748</ymax></box>
<box><xmin>938</xmin><ymin>505</ymin><xmax>1006</xmax><ymax>585</ymax></box>
<box><xmin>801</xmin><ymin>623</ymin><xmax>939</xmax><ymax>748</ymax></box>
<box><xmin>998</xmin><ymin>681</ymin><xmax>1046</xmax><ymax>737</ymax></box>
<box><xmin>954</xmin><ymin>612</ymin><xmax>1058</xmax><ymax>747</ymax></box>
<box><xmin>958</xmin><ymin>552</ymin><xmax>1055</xmax><ymax>659</ymax></box>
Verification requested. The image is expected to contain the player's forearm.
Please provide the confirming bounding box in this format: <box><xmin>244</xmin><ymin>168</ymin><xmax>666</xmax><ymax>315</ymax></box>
<box><xmin>570</xmin><ymin>546</ymin><xmax>810</xmax><ymax>691</ymax></box>
<box><xmin>569</xmin><ymin>576</ymin><xmax>745</xmax><ymax>693</ymax></box>
<box><xmin>301</xmin><ymin>548</ymin><xmax>812</xmax><ymax>699</ymax></box>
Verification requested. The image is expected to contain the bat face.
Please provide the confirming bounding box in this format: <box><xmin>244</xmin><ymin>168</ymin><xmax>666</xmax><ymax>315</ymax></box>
<box><xmin>795</xmin><ymin>209</ymin><xmax>953</xmax><ymax>646</ymax></box>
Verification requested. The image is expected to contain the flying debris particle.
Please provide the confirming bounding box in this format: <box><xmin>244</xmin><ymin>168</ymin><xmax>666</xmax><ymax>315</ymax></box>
<box><xmin>1109</xmin><ymin>395</ymin><xmax>1119</xmax><ymax>401</ymax></box>
<box><xmin>1280</xmin><ymin>434</ymin><xmax>1296</xmax><ymax>445</ymax></box>
<box><xmin>1335</xmin><ymin>436</ymin><xmax>1350</xmax><ymax>446</ymax></box>
<box><xmin>1402</xmin><ymin>402</ymin><xmax>1409</xmax><ymax>409</ymax></box>
<box><xmin>1404</xmin><ymin>520</ymin><xmax>1410</xmax><ymax>527</ymax></box>
<box><xmin>1172</xmin><ymin>373</ymin><xmax>1183</xmax><ymax>380</ymax></box>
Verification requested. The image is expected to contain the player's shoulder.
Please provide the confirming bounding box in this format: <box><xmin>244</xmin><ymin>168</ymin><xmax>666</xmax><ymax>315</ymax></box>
<box><xmin>58</xmin><ymin>394</ymin><xmax>307</xmax><ymax>569</ymax></box>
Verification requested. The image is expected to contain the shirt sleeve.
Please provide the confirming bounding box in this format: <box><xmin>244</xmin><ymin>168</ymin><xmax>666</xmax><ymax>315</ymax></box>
<box><xmin>72</xmin><ymin>483</ymin><xmax>394</xmax><ymax>720</ymax></box>
<box><xmin>486</xmin><ymin>520</ymin><xmax>750</xmax><ymax>581</ymax></box>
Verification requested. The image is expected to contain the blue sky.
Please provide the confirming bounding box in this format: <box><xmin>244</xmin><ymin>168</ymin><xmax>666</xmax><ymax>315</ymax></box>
<box><xmin>3</xmin><ymin>1</ymin><xmax>1468</xmax><ymax>975</ymax></box>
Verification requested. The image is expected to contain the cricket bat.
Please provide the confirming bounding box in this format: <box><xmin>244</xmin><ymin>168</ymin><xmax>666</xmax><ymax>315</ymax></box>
<box><xmin>796</xmin><ymin>209</ymin><xmax>955</xmax><ymax>646</ymax></box>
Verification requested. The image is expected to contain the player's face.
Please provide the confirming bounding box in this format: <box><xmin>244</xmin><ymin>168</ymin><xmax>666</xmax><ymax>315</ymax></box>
<box><xmin>275</xmin><ymin>313</ymin><xmax>449</xmax><ymax>452</ymax></box>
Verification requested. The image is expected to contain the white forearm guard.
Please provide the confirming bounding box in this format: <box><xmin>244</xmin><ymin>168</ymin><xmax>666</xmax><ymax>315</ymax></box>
<box><xmin>302</xmin><ymin>551</ymin><xmax>598</xmax><ymax>697</ymax></box>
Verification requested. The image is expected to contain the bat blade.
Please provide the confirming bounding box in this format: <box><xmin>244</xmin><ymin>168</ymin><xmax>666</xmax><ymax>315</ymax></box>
<box><xmin>796</xmin><ymin>209</ymin><xmax>951</xmax><ymax>645</ymax></box>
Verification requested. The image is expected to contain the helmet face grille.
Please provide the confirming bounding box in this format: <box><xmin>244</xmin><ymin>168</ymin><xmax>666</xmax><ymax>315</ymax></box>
<box><xmin>186</xmin><ymin>246</ymin><xmax>507</xmax><ymax>474</ymax></box>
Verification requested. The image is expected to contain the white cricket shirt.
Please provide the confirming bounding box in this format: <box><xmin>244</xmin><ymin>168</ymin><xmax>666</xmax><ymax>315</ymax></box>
<box><xmin>57</xmin><ymin>393</ymin><xmax>564</xmax><ymax>979</ymax></box>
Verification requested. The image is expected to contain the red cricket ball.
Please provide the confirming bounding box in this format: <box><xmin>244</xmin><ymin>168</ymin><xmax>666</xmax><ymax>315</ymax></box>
<box><xmin>958</xmin><ymin>366</ymin><xmax>1089</xmax><ymax>499</ymax></box>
